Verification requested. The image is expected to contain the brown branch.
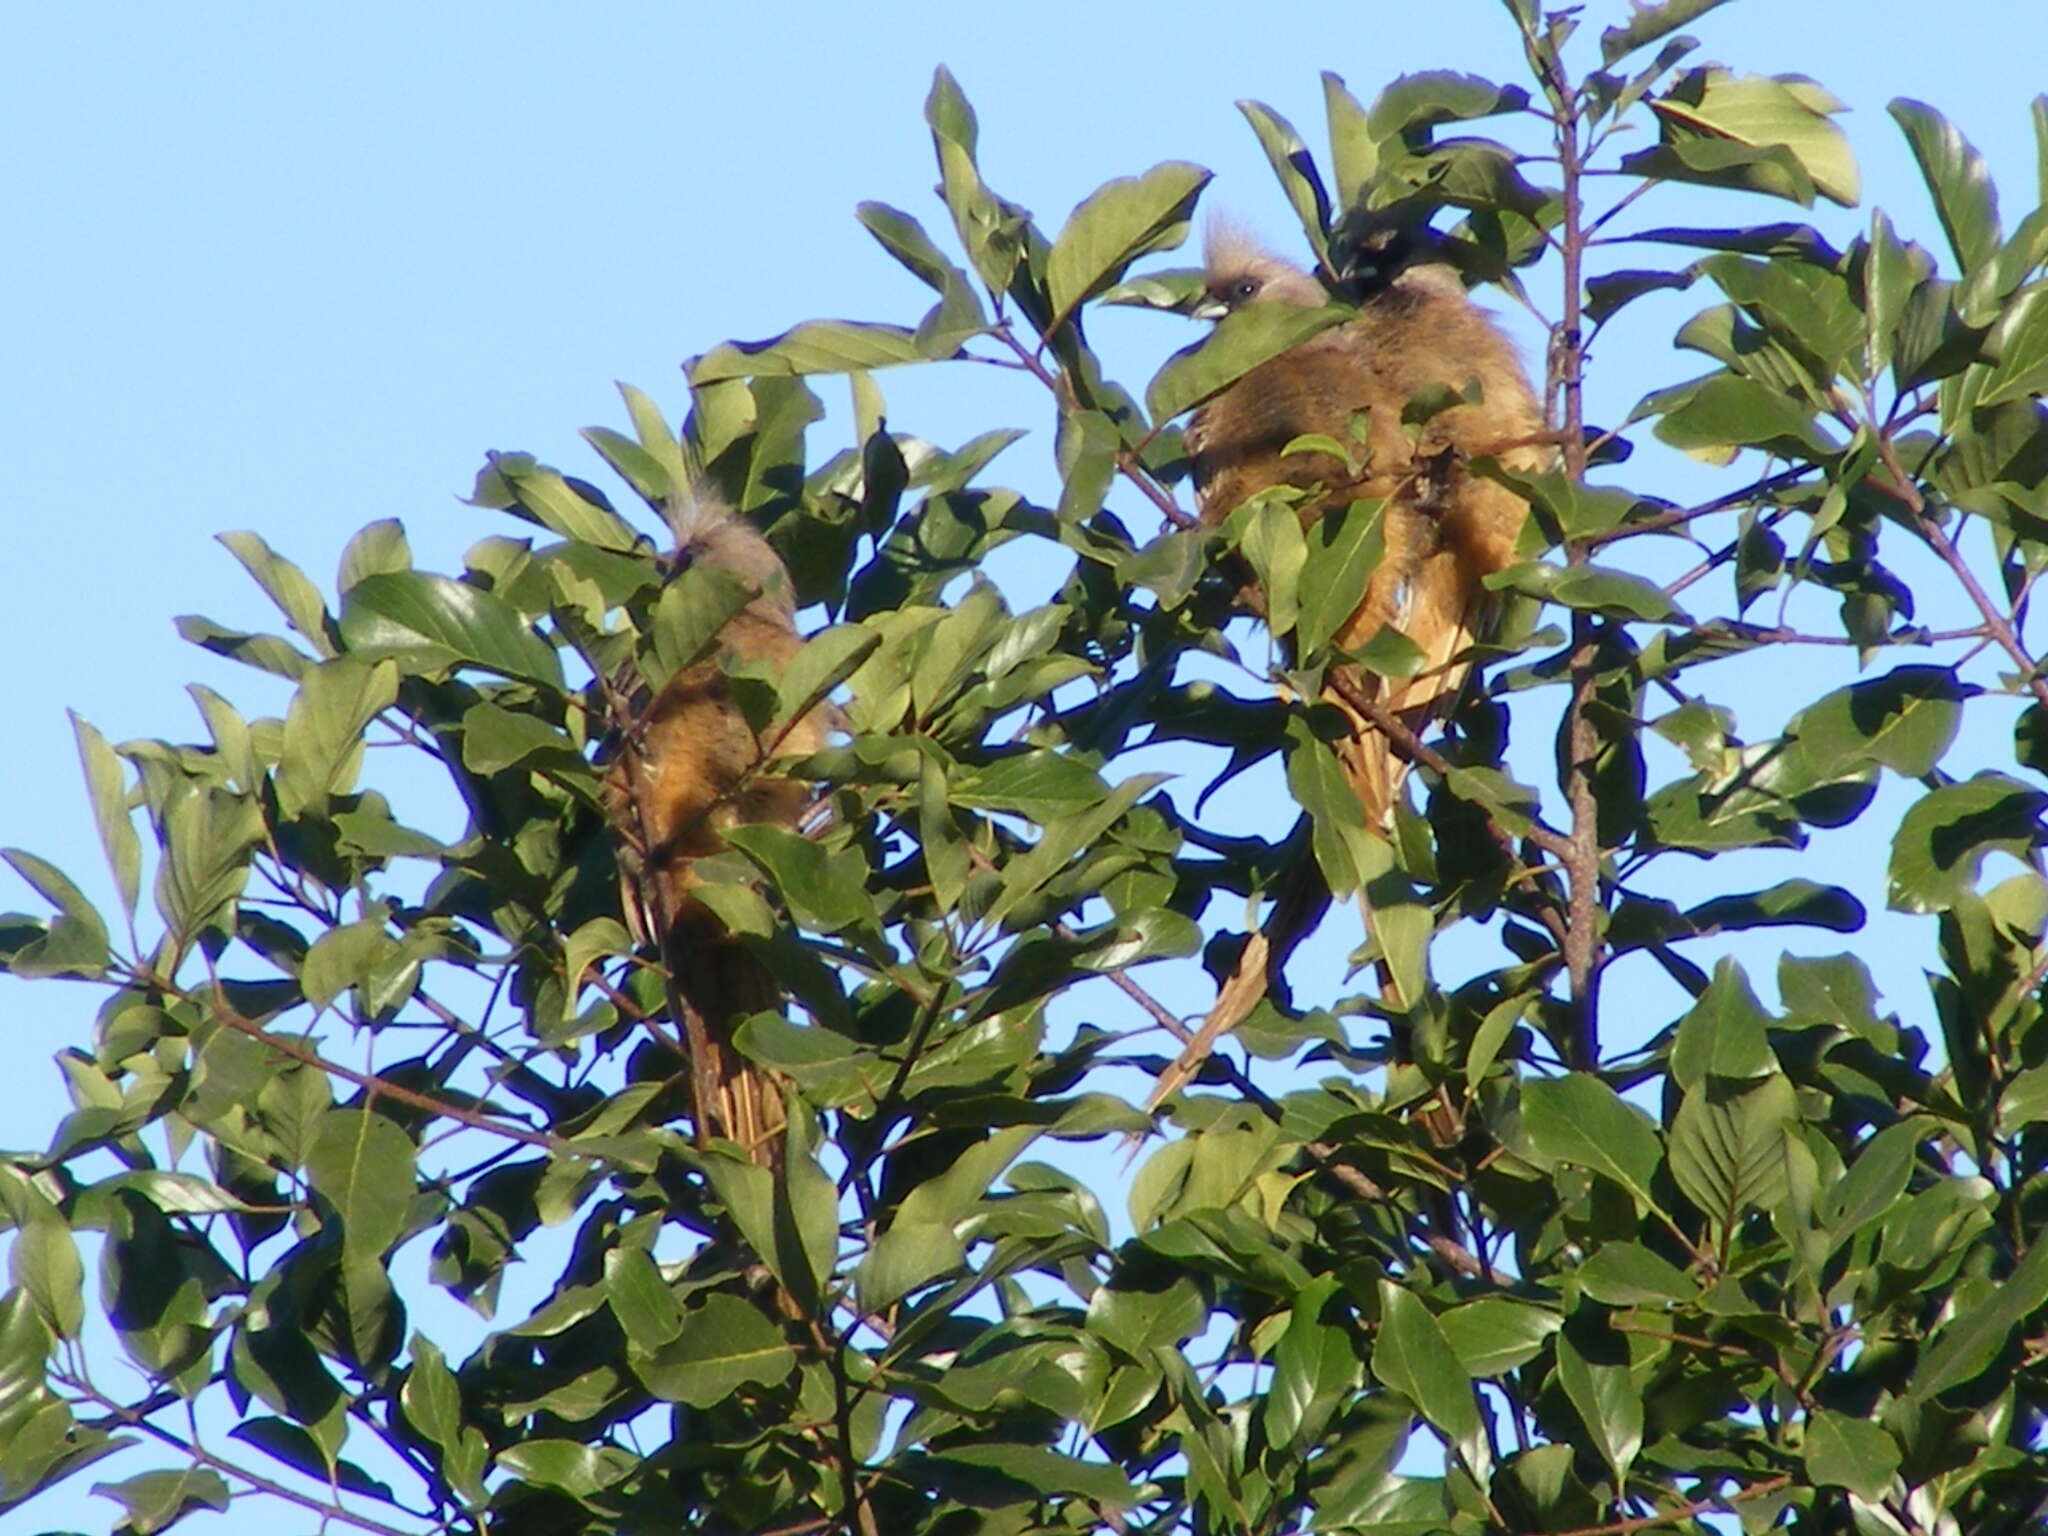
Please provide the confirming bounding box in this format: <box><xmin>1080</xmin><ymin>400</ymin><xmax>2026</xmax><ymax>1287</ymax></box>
<box><xmin>1320</xmin><ymin>668</ymin><xmax>1575</xmax><ymax>865</ymax></box>
<box><xmin>1578</xmin><ymin>467</ymin><xmax>1816</xmax><ymax>550</ymax></box>
<box><xmin>56</xmin><ymin>1373</ymin><xmax>428</xmax><ymax>1536</ymax></box>
<box><xmin>1869</xmin><ymin>446</ymin><xmax>2048</xmax><ymax>713</ymax></box>
<box><xmin>1098</xmin><ymin>927</ymin><xmax>1512</xmax><ymax>1286</ymax></box>
<box><xmin>155</xmin><ymin>969</ymin><xmax>569</xmax><ymax>1153</ymax></box>
<box><xmin>1541</xmin><ymin>1475</ymin><xmax>1792</xmax><ymax>1536</ymax></box>
<box><xmin>1663</xmin><ymin>505</ymin><xmax>1795</xmax><ymax>600</ymax></box>
<box><xmin>1552</xmin><ymin>83</ymin><xmax>1604</xmax><ymax>1073</ymax></box>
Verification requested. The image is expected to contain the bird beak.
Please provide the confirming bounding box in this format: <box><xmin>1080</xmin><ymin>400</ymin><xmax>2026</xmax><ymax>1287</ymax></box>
<box><xmin>1190</xmin><ymin>298</ymin><xmax>1227</xmax><ymax>322</ymax></box>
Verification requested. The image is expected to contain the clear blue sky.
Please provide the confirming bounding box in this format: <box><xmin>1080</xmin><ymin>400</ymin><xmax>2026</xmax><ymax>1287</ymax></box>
<box><xmin>3</xmin><ymin>2</ymin><xmax>2044</xmax><ymax>1531</ymax></box>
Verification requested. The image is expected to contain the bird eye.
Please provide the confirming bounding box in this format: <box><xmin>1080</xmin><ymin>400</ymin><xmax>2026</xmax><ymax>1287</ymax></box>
<box><xmin>1232</xmin><ymin>278</ymin><xmax>1260</xmax><ymax>301</ymax></box>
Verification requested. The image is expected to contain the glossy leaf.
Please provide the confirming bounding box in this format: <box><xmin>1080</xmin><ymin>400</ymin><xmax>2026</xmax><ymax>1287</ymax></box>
<box><xmin>339</xmin><ymin>571</ymin><xmax>563</xmax><ymax>686</ymax></box>
<box><xmin>1046</xmin><ymin>161</ymin><xmax>1210</xmax><ymax>326</ymax></box>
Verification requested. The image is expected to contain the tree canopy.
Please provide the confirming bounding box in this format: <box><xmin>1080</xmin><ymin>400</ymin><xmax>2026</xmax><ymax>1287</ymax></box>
<box><xmin>7</xmin><ymin>2</ymin><xmax>2048</xmax><ymax>1533</ymax></box>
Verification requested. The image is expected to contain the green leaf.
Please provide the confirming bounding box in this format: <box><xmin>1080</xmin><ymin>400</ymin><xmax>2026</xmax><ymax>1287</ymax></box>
<box><xmin>1237</xmin><ymin>99</ymin><xmax>1331</xmax><ymax>268</ymax></box>
<box><xmin>1086</xmin><ymin>1269</ymin><xmax>1206</xmax><ymax>1355</ymax></box>
<box><xmin>9</xmin><ymin>1211</ymin><xmax>85</xmax><ymax>1341</ymax></box>
<box><xmin>276</xmin><ymin>657</ymin><xmax>399</xmax><ymax>816</ymax></box>
<box><xmin>1322</xmin><ymin>72</ymin><xmax>1377</xmax><ymax>212</ymax></box>
<box><xmin>153</xmin><ymin>787</ymin><xmax>263</xmax><ymax>953</ymax></box>
<box><xmin>1889</xmin><ymin>98</ymin><xmax>2001</xmax><ymax>273</ymax></box>
<box><xmin>1819</xmin><ymin>1120</ymin><xmax>1922</xmax><ymax>1241</ymax></box>
<box><xmin>1908</xmin><ymin>1235</ymin><xmax>2048</xmax><ymax>1399</ymax></box>
<box><xmin>856</xmin><ymin>201</ymin><xmax>989</xmax><ymax>352</ymax></box>
<box><xmin>855</xmin><ymin>1220</ymin><xmax>965</xmax><ymax>1312</ymax></box>
<box><xmin>1683</xmin><ymin>879</ymin><xmax>1865</xmax><ymax>938</ymax></box>
<box><xmin>1645</xmin><ymin>68</ymin><xmax>1859</xmax><ymax>206</ymax></box>
<box><xmin>922</xmin><ymin>1443</ymin><xmax>1140</xmax><ymax>1509</ymax></box>
<box><xmin>1297</xmin><ymin>499</ymin><xmax>1386</xmax><ymax>656</ymax></box>
<box><xmin>90</xmin><ymin>1468</ymin><xmax>231</xmax><ymax>1534</ymax></box>
<box><xmin>1373</xmin><ymin>1281</ymin><xmax>1486</xmax><ymax>1477</ymax></box>
<box><xmin>472</xmin><ymin>453</ymin><xmax>641</xmax><ymax>551</ymax></box>
<box><xmin>951</xmin><ymin>751</ymin><xmax>1112</xmax><ymax>822</ymax></box>
<box><xmin>1438</xmin><ymin>1298</ymin><xmax>1562</xmax><ymax>1377</ymax></box>
<box><xmin>901</xmin><ymin>1125</ymin><xmax>1043</xmax><ymax>1231</ymax></box>
<box><xmin>1576</xmin><ymin>1243</ymin><xmax>1697</xmax><ymax>1306</ymax></box>
<box><xmin>1522</xmin><ymin>1074</ymin><xmax>1664</xmax><ymax>1212</ymax></box>
<box><xmin>635</xmin><ymin>1293</ymin><xmax>795</xmax><ymax>1407</ymax></box>
<box><xmin>924</xmin><ymin>66</ymin><xmax>1028</xmax><ymax>295</ymax></box>
<box><xmin>1367</xmin><ymin>70</ymin><xmax>1530</xmax><ymax>140</ymax></box>
<box><xmin>1789</xmin><ymin>665</ymin><xmax>1971</xmax><ymax>780</ymax></box>
<box><xmin>1046</xmin><ymin>161</ymin><xmax>1210</xmax><ymax>327</ymax></box>
<box><xmin>401</xmin><ymin>1338</ymin><xmax>487</xmax><ymax>1506</ymax></box>
<box><xmin>1599</xmin><ymin>0</ymin><xmax>1731</xmax><ymax>66</ymax></box>
<box><xmin>218</xmin><ymin>530</ymin><xmax>334</xmax><ymax>655</ymax></box>
<box><xmin>1977</xmin><ymin>283</ymin><xmax>2048</xmax><ymax>407</ymax></box>
<box><xmin>604</xmin><ymin>1247</ymin><xmax>682</xmax><ymax>1354</ymax></box>
<box><xmin>1860</xmin><ymin>209</ymin><xmax>1920</xmax><ymax>381</ymax></box>
<box><xmin>339</xmin><ymin>571</ymin><xmax>563</xmax><ymax>686</ymax></box>
<box><xmin>720</xmin><ymin>825</ymin><xmax>874</xmax><ymax>936</ymax></box>
<box><xmin>1285</xmin><ymin>715</ymin><xmax>1376</xmax><ymax>898</ymax></box>
<box><xmin>693</xmin><ymin>322</ymin><xmax>934</xmax><ymax>383</ymax></box>
<box><xmin>1235</xmin><ymin>496</ymin><xmax>1308</xmax><ymax>637</ymax></box>
<box><xmin>1651</xmin><ymin>374</ymin><xmax>1832</xmax><ymax>460</ymax></box>
<box><xmin>1804</xmin><ymin>1410</ymin><xmax>1900</xmax><ymax>1502</ymax></box>
<box><xmin>228</xmin><ymin>1417</ymin><xmax>391</xmax><ymax>1499</ymax></box>
<box><xmin>1146</xmin><ymin>302</ymin><xmax>1352</xmax><ymax>425</ymax></box>
<box><xmin>1670</xmin><ymin>957</ymin><xmax>1777</xmax><ymax>1088</ymax></box>
<box><xmin>458</xmin><ymin>701</ymin><xmax>577</xmax><ymax>776</ymax></box>
<box><xmin>1554</xmin><ymin>1328</ymin><xmax>1642</xmax><ymax>1485</ymax></box>
<box><xmin>1263</xmin><ymin>1276</ymin><xmax>1352</xmax><ymax>1452</ymax></box>
<box><xmin>306</xmin><ymin>1109</ymin><xmax>417</xmax><ymax>1262</ymax></box>
<box><xmin>618</xmin><ymin>381</ymin><xmax>693</xmax><ymax>496</ymax></box>
<box><xmin>299</xmin><ymin>919</ymin><xmax>399</xmax><ymax>1011</ymax></box>
<box><xmin>1486</xmin><ymin>559</ymin><xmax>1685</xmax><ymax>622</ymax></box>
<box><xmin>1585</xmin><ymin>268</ymin><xmax>1698</xmax><ymax>328</ymax></box>
<box><xmin>70</xmin><ymin>715</ymin><xmax>139</xmax><ymax>922</ymax></box>
<box><xmin>337</xmin><ymin>518</ymin><xmax>412</xmax><ymax>592</ymax></box>
<box><xmin>2</xmin><ymin>849</ymin><xmax>109</xmax><ymax>979</ymax></box>
<box><xmin>1625</xmin><ymin>135</ymin><xmax>1817</xmax><ymax>209</ymax></box>
<box><xmin>1667</xmin><ymin>1073</ymin><xmax>1796</xmax><ymax>1232</ymax></box>
<box><xmin>771</xmin><ymin>624</ymin><xmax>879</xmax><ymax>736</ymax></box>
<box><xmin>982</xmin><ymin>773</ymin><xmax>1163</xmax><ymax>929</ymax></box>
<box><xmin>1887</xmin><ymin>772</ymin><xmax>2048</xmax><ymax>914</ymax></box>
<box><xmin>174</xmin><ymin>615</ymin><xmax>310</xmax><ymax>681</ymax></box>
<box><xmin>495</xmin><ymin>1440</ymin><xmax>637</xmax><ymax>1497</ymax></box>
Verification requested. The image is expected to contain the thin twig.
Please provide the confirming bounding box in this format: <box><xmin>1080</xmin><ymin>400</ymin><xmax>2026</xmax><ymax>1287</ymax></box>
<box><xmin>157</xmin><ymin>968</ymin><xmax>569</xmax><ymax>1153</ymax></box>
<box><xmin>1541</xmin><ymin>1475</ymin><xmax>1792</xmax><ymax>1536</ymax></box>
<box><xmin>56</xmin><ymin>1373</ymin><xmax>425</xmax><ymax>1536</ymax></box>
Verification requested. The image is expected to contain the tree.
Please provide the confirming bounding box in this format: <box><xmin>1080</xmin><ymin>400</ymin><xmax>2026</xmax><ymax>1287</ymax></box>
<box><xmin>6</xmin><ymin>1</ymin><xmax>2048</xmax><ymax>1531</ymax></box>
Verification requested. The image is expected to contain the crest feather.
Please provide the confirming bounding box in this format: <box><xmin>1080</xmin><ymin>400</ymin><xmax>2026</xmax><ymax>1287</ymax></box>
<box><xmin>1200</xmin><ymin>215</ymin><xmax>1326</xmax><ymax>306</ymax></box>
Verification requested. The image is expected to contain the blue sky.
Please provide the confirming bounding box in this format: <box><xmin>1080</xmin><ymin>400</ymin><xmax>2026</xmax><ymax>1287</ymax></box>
<box><xmin>4</xmin><ymin>1</ymin><xmax>2046</xmax><ymax>1530</ymax></box>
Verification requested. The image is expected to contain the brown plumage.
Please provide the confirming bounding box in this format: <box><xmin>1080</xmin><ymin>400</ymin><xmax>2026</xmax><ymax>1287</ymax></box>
<box><xmin>603</xmin><ymin>496</ymin><xmax>832</xmax><ymax>1166</ymax></box>
<box><xmin>1186</xmin><ymin>220</ymin><xmax>1543</xmax><ymax>831</ymax></box>
<box><xmin>1145</xmin><ymin>222</ymin><xmax>1542</xmax><ymax>1116</ymax></box>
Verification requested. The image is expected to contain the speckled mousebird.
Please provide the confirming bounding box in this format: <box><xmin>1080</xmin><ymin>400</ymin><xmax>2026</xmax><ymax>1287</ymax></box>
<box><xmin>603</xmin><ymin>493</ymin><xmax>833</xmax><ymax>1167</ymax></box>
<box><xmin>1141</xmin><ymin>219</ymin><xmax>1546</xmax><ymax>1116</ymax></box>
<box><xmin>1186</xmin><ymin>217</ymin><xmax>1544</xmax><ymax>830</ymax></box>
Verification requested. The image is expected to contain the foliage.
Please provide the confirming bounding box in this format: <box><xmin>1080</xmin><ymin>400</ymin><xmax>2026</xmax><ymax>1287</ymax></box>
<box><xmin>7</xmin><ymin>3</ymin><xmax>2048</xmax><ymax>1533</ymax></box>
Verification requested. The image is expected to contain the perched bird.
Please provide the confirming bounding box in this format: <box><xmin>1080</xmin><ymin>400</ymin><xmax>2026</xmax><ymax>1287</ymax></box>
<box><xmin>1144</xmin><ymin>220</ymin><xmax>1543</xmax><ymax>1116</ymax></box>
<box><xmin>603</xmin><ymin>493</ymin><xmax>832</xmax><ymax>1166</ymax></box>
<box><xmin>1186</xmin><ymin>218</ymin><xmax>1544</xmax><ymax>830</ymax></box>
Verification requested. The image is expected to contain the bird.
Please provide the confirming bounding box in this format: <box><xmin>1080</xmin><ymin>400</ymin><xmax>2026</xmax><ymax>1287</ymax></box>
<box><xmin>602</xmin><ymin>492</ymin><xmax>833</xmax><ymax>1167</ymax></box>
<box><xmin>1185</xmin><ymin>216</ymin><xmax>1544</xmax><ymax>831</ymax></box>
<box><xmin>1144</xmin><ymin>218</ymin><xmax>1544</xmax><ymax>1116</ymax></box>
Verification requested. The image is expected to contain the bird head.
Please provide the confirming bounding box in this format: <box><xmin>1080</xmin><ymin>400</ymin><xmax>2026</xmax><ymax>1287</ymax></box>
<box><xmin>1194</xmin><ymin>218</ymin><xmax>1328</xmax><ymax>319</ymax></box>
<box><xmin>664</xmin><ymin>492</ymin><xmax>797</xmax><ymax>619</ymax></box>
